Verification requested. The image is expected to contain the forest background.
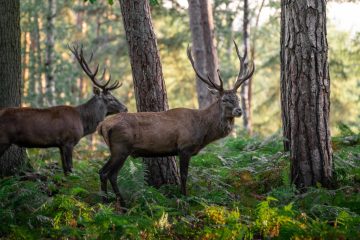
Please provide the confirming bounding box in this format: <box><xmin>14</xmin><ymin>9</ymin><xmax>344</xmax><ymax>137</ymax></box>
<box><xmin>20</xmin><ymin>0</ymin><xmax>359</xmax><ymax>136</ymax></box>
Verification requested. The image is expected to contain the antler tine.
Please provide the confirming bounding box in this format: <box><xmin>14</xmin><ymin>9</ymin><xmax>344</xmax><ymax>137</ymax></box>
<box><xmin>99</xmin><ymin>67</ymin><xmax>107</xmax><ymax>82</ymax></box>
<box><xmin>69</xmin><ymin>44</ymin><xmax>122</xmax><ymax>92</ymax></box>
<box><xmin>216</xmin><ymin>69</ymin><xmax>224</xmax><ymax>90</ymax></box>
<box><xmin>70</xmin><ymin>44</ymin><xmax>103</xmax><ymax>89</ymax></box>
<box><xmin>106</xmin><ymin>80</ymin><xmax>122</xmax><ymax>91</ymax></box>
<box><xmin>88</xmin><ymin>51</ymin><xmax>94</xmax><ymax>64</ymax></box>
<box><xmin>233</xmin><ymin>40</ymin><xmax>255</xmax><ymax>90</ymax></box>
<box><xmin>206</xmin><ymin>74</ymin><xmax>219</xmax><ymax>90</ymax></box>
<box><xmin>187</xmin><ymin>45</ymin><xmax>222</xmax><ymax>91</ymax></box>
<box><xmin>101</xmin><ymin>72</ymin><xmax>112</xmax><ymax>89</ymax></box>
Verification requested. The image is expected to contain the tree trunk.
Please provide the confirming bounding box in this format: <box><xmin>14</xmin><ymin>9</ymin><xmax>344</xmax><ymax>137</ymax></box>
<box><xmin>240</xmin><ymin>0</ymin><xmax>252</xmax><ymax>134</ymax></box>
<box><xmin>29</xmin><ymin>14</ymin><xmax>37</xmax><ymax>104</ymax></box>
<box><xmin>0</xmin><ymin>0</ymin><xmax>26</xmax><ymax>176</ymax></box>
<box><xmin>76</xmin><ymin>0</ymin><xmax>85</xmax><ymax>104</ymax></box>
<box><xmin>199</xmin><ymin>0</ymin><xmax>220</xmax><ymax>104</ymax></box>
<box><xmin>280</xmin><ymin>0</ymin><xmax>333</xmax><ymax>189</ymax></box>
<box><xmin>119</xmin><ymin>0</ymin><xmax>180</xmax><ymax>187</ymax></box>
<box><xmin>34</xmin><ymin>4</ymin><xmax>44</xmax><ymax>107</ymax></box>
<box><xmin>188</xmin><ymin>0</ymin><xmax>209</xmax><ymax>109</ymax></box>
<box><xmin>45</xmin><ymin>0</ymin><xmax>56</xmax><ymax>106</ymax></box>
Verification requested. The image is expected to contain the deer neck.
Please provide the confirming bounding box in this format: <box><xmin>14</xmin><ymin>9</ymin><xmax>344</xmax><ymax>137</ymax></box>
<box><xmin>76</xmin><ymin>96</ymin><xmax>107</xmax><ymax>137</ymax></box>
<box><xmin>201</xmin><ymin>100</ymin><xmax>235</xmax><ymax>144</ymax></box>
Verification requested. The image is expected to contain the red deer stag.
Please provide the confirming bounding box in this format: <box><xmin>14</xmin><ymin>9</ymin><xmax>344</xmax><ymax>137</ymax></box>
<box><xmin>0</xmin><ymin>45</ymin><xmax>127</xmax><ymax>175</ymax></box>
<box><xmin>97</xmin><ymin>42</ymin><xmax>254</xmax><ymax>206</ymax></box>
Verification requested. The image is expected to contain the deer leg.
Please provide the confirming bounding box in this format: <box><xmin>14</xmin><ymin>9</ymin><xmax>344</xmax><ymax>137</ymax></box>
<box><xmin>179</xmin><ymin>152</ymin><xmax>191</xmax><ymax>196</ymax></box>
<box><xmin>99</xmin><ymin>159</ymin><xmax>112</xmax><ymax>203</ymax></box>
<box><xmin>108</xmin><ymin>155</ymin><xmax>128</xmax><ymax>209</ymax></box>
<box><xmin>0</xmin><ymin>144</ymin><xmax>11</xmax><ymax>157</ymax></box>
<box><xmin>59</xmin><ymin>147</ymin><xmax>68</xmax><ymax>175</ymax></box>
<box><xmin>99</xmin><ymin>155</ymin><xmax>125</xmax><ymax>203</ymax></box>
<box><xmin>65</xmin><ymin>145</ymin><xmax>74</xmax><ymax>173</ymax></box>
<box><xmin>60</xmin><ymin>146</ymin><xmax>73</xmax><ymax>175</ymax></box>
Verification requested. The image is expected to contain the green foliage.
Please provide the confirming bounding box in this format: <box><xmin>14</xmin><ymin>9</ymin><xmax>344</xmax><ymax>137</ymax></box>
<box><xmin>1</xmin><ymin>129</ymin><xmax>359</xmax><ymax>239</ymax></box>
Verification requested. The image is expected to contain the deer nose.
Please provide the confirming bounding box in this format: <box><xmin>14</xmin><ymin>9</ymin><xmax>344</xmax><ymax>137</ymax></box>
<box><xmin>232</xmin><ymin>108</ymin><xmax>242</xmax><ymax>117</ymax></box>
<box><xmin>124</xmin><ymin>107</ymin><xmax>128</xmax><ymax>112</ymax></box>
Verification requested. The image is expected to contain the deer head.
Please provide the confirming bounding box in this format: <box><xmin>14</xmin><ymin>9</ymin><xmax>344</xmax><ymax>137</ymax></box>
<box><xmin>187</xmin><ymin>41</ymin><xmax>254</xmax><ymax>118</ymax></box>
<box><xmin>69</xmin><ymin>45</ymin><xmax>128</xmax><ymax>115</ymax></box>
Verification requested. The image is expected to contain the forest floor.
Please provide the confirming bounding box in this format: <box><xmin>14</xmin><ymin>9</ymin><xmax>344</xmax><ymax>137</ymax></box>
<box><xmin>0</xmin><ymin>128</ymin><xmax>359</xmax><ymax>239</ymax></box>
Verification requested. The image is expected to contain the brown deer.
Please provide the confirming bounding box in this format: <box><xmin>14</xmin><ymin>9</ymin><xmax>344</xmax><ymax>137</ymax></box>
<box><xmin>0</xmin><ymin>45</ymin><xmax>127</xmax><ymax>175</ymax></box>
<box><xmin>97</xmin><ymin>42</ymin><xmax>254</xmax><ymax>206</ymax></box>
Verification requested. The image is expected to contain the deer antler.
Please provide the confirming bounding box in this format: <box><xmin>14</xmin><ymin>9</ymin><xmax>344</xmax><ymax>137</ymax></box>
<box><xmin>187</xmin><ymin>45</ymin><xmax>223</xmax><ymax>92</ymax></box>
<box><xmin>233</xmin><ymin>40</ymin><xmax>255</xmax><ymax>91</ymax></box>
<box><xmin>68</xmin><ymin>44</ymin><xmax>122</xmax><ymax>92</ymax></box>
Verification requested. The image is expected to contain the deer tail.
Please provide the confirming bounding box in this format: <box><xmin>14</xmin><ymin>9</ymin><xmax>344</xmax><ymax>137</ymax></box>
<box><xmin>97</xmin><ymin>122</ymin><xmax>110</xmax><ymax>146</ymax></box>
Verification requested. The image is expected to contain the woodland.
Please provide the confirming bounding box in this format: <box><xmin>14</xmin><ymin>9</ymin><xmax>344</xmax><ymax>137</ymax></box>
<box><xmin>0</xmin><ymin>0</ymin><xmax>359</xmax><ymax>239</ymax></box>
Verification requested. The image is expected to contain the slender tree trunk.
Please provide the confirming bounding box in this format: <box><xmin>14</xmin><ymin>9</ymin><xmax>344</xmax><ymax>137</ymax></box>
<box><xmin>240</xmin><ymin>0</ymin><xmax>252</xmax><ymax>134</ymax></box>
<box><xmin>199</xmin><ymin>0</ymin><xmax>220</xmax><ymax>100</ymax></box>
<box><xmin>188</xmin><ymin>0</ymin><xmax>210</xmax><ymax>109</ymax></box>
<box><xmin>280</xmin><ymin>0</ymin><xmax>333</xmax><ymax>189</ymax></box>
<box><xmin>34</xmin><ymin>6</ymin><xmax>44</xmax><ymax>107</ymax></box>
<box><xmin>76</xmin><ymin>0</ymin><xmax>85</xmax><ymax>104</ymax></box>
<box><xmin>45</xmin><ymin>0</ymin><xmax>56</xmax><ymax>106</ymax></box>
<box><xmin>0</xmin><ymin>0</ymin><xmax>26</xmax><ymax>176</ymax></box>
<box><xmin>119</xmin><ymin>0</ymin><xmax>180</xmax><ymax>187</ymax></box>
<box><xmin>29</xmin><ymin>14</ymin><xmax>37</xmax><ymax>104</ymax></box>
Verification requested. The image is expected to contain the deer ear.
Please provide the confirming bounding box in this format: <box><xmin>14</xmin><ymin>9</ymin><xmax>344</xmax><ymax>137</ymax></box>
<box><xmin>93</xmin><ymin>87</ymin><xmax>101</xmax><ymax>95</ymax></box>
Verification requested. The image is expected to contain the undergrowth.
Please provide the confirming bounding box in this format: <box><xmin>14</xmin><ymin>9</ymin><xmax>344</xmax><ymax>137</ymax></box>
<box><xmin>0</xmin><ymin>127</ymin><xmax>359</xmax><ymax>239</ymax></box>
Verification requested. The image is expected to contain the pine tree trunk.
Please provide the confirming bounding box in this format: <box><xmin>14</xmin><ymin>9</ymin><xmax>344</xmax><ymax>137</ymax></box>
<box><xmin>0</xmin><ymin>0</ymin><xmax>26</xmax><ymax>177</ymax></box>
<box><xmin>280</xmin><ymin>0</ymin><xmax>333</xmax><ymax>189</ymax></box>
<box><xmin>240</xmin><ymin>0</ymin><xmax>253</xmax><ymax>134</ymax></box>
<box><xmin>45</xmin><ymin>0</ymin><xmax>56</xmax><ymax>106</ymax></box>
<box><xmin>119</xmin><ymin>0</ymin><xmax>180</xmax><ymax>187</ymax></box>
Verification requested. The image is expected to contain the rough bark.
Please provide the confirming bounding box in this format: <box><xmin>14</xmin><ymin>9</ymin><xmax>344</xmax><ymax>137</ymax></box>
<box><xmin>280</xmin><ymin>0</ymin><xmax>333</xmax><ymax>189</ymax></box>
<box><xmin>119</xmin><ymin>0</ymin><xmax>180</xmax><ymax>187</ymax></box>
<box><xmin>240</xmin><ymin>0</ymin><xmax>252</xmax><ymax>134</ymax></box>
<box><xmin>0</xmin><ymin>0</ymin><xmax>26</xmax><ymax>176</ymax></box>
<box><xmin>45</xmin><ymin>0</ymin><xmax>56</xmax><ymax>106</ymax></box>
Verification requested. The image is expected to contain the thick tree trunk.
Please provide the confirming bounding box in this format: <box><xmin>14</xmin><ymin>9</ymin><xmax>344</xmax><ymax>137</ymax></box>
<box><xmin>280</xmin><ymin>0</ymin><xmax>333</xmax><ymax>189</ymax></box>
<box><xmin>45</xmin><ymin>0</ymin><xmax>56</xmax><ymax>106</ymax></box>
<box><xmin>0</xmin><ymin>0</ymin><xmax>26</xmax><ymax>176</ymax></box>
<box><xmin>119</xmin><ymin>0</ymin><xmax>180</xmax><ymax>187</ymax></box>
<box><xmin>240</xmin><ymin>0</ymin><xmax>252</xmax><ymax>134</ymax></box>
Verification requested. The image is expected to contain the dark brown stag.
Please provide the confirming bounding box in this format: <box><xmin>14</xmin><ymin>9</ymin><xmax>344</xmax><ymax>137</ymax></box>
<box><xmin>97</xmin><ymin>42</ymin><xmax>254</xmax><ymax>207</ymax></box>
<box><xmin>0</xmin><ymin>46</ymin><xmax>127</xmax><ymax>174</ymax></box>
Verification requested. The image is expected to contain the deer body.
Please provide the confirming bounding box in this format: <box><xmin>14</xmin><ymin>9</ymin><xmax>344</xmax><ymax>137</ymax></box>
<box><xmin>99</xmin><ymin>101</ymin><xmax>234</xmax><ymax>158</ymax></box>
<box><xmin>0</xmin><ymin>46</ymin><xmax>127</xmax><ymax>175</ymax></box>
<box><xmin>97</xmin><ymin>43</ymin><xmax>254</xmax><ymax>208</ymax></box>
<box><xmin>0</xmin><ymin>106</ymin><xmax>83</xmax><ymax>149</ymax></box>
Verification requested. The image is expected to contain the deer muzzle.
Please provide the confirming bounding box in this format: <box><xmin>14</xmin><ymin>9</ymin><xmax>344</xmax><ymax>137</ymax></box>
<box><xmin>232</xmin><ymin>108</ymin><xmax>242</xmax><ymax>117</ymax></box>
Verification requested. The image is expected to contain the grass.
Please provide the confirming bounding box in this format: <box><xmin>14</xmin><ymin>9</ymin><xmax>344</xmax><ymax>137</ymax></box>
<box><xmin>0</xmin><ymin>130</ymin><xmax>359</xmax><ymax>239</ymax></box>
